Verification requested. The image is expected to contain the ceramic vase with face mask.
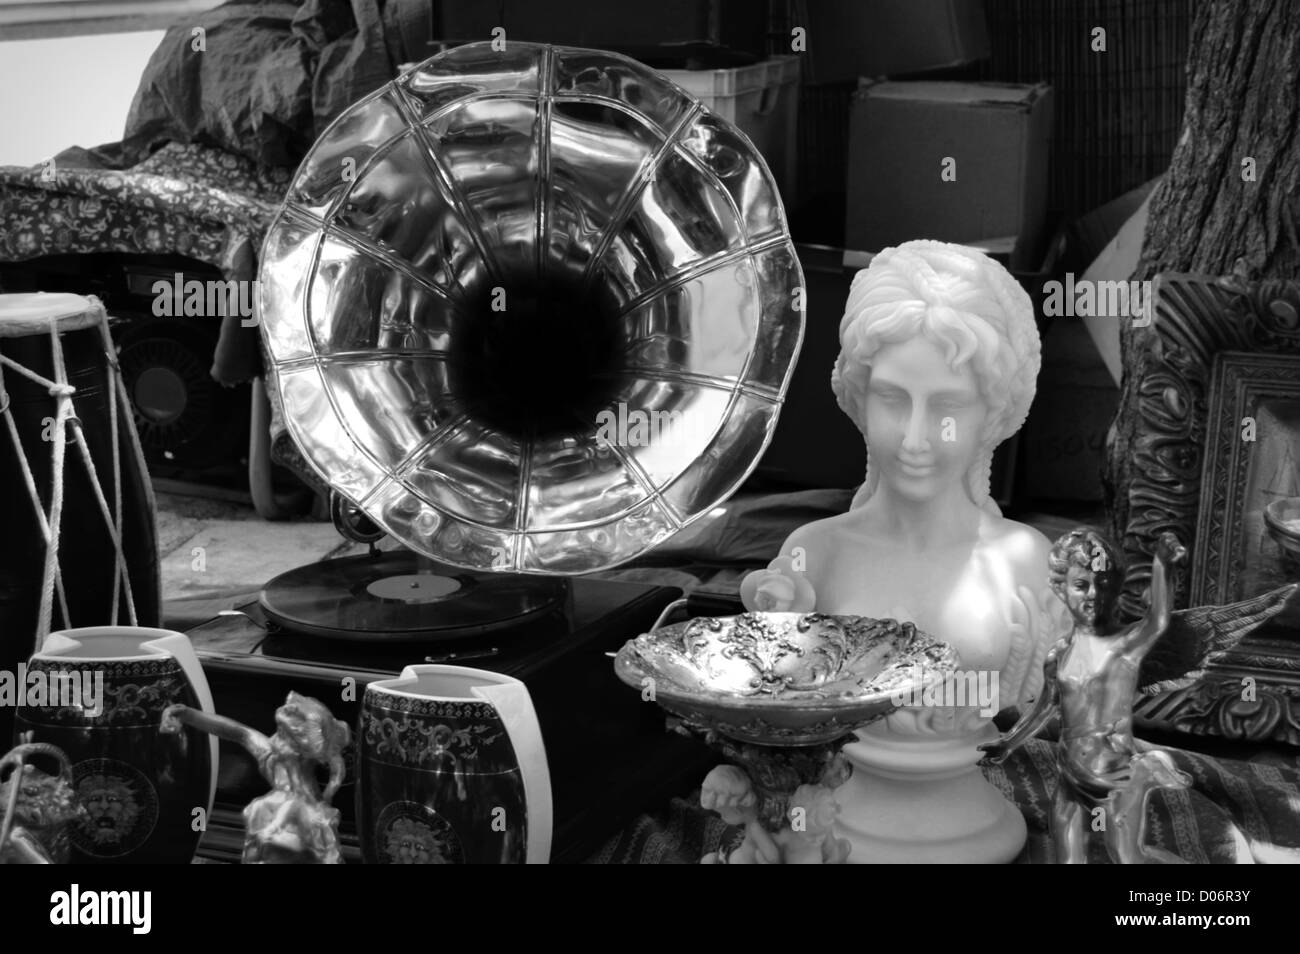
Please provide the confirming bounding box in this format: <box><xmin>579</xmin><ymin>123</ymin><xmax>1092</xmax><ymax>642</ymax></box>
<box><xmin>14</xmin><ymin>627</ymin><xmax>217</xmax><ymax>863</ymax></box>
<box><xmin>357</xmin><ymin>665</ymin><xmax>551</xmax><ymax>864</ymax></box>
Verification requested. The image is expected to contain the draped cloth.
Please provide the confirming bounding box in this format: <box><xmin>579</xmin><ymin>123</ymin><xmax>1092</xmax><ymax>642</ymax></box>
<box><xmin>3</xmin><ymin>0</ymin><xmax>438</xmax><ymax>394</ymax></box>
<box><xmin>588</xmin><ymin>740</ymin><xmax>1300</xmax><ymax>864</ymax></box>
<box><xmin>97</xmin><ymin>0</ymin><xmax>436</xmax><ymax>173</ymax></box>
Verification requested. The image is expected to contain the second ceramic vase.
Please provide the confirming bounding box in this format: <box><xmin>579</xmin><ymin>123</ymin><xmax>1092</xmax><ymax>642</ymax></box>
<box><xmin>357</xmin><ymin>665</ymin><xmax>551</xmax><ymax>863</ymax></box>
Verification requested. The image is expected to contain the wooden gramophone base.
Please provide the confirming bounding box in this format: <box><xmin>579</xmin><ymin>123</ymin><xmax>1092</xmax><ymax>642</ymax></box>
<box><xmin>189</xmin><ymin>575</ymin><xmax>714</xmax><ymax>863</ymax></box>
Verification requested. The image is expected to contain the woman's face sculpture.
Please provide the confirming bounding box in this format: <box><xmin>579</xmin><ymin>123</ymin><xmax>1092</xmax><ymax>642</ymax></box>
<box><xmin>863</xmin><ymin>335</ymin><xmax>989</xmax><ymax>504</ymax></box>
<box><xmin>833</xmin><ymin>240</ymin><xmax>1041</xmax><ymax>513</ymax></box>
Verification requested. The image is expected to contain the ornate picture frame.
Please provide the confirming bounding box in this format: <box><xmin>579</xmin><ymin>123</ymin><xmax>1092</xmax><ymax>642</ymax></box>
<box><xmin>1116</xmin><ymin>273</ymin><xmax>1300</xmax><ymax>746</ymax></box>
<box><xmin>1115</xmin><ymin>273</ymin><xmax>1300</xmax><ymax>616</ymax></box>
<box><xmin>1191</xmin><ymin>353</ymin><xmax>1300</xmax><ymax>606</ymax></box>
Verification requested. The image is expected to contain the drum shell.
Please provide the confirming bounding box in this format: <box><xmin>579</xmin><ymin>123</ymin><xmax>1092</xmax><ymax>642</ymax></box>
<box><xmin>0</xmin><ymin>325</ymin><xmax>161</xmax><ymax>742</ymax></box>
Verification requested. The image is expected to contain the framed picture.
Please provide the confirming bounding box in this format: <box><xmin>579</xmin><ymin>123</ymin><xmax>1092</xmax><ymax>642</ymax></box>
<box><xmin>1113</xmin><ymin>273</ymin><xmax>1300</xmax><ymax>746</ymax></box>
<box><xmin>1113</xmin><ymin>273</ymin><xmax>1300</xmax><ymax>617</ymax></box>
<box><xmin>1192</xmin><ymin>353</ymin><xmax>1300</xmax><ymax>605</ymax></box>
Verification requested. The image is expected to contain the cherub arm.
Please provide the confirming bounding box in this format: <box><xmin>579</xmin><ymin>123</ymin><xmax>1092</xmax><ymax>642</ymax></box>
<box><xmin>321</xmin><ymin>749</ymin><xmax>347</xmax><ymax>804</ymax></box>
<box><xmin>161</xmin><ymin>704</ymin><xmax>271</xmax><ymax>762</ymax></box>
<box><xmin>1120</xmin><ymin>532</ymin><xmax>1187</xmax><ymax>658</ymax></box>
<box><xmin>979</xmin><ymin>643</ymin><xmax>1063</xmax><ymax>764</ymax></box>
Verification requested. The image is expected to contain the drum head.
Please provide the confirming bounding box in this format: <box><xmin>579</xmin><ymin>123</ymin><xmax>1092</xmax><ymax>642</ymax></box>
<box><xmin>0</xmin><ymin>293</ymin><xmax>105</xmax><ymax>338</ymax></box>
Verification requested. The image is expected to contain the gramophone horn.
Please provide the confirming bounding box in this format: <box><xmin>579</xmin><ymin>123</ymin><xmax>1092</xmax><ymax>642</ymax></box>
<box><xmin>258</xmin><ymin>42</ymin><xmax>805</xmax><ymax>573</ymax></box>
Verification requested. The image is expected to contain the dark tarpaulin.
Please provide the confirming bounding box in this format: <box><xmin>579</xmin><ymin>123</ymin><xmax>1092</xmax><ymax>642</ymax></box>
<box><xmin>97</xmin><ymin>0</ymin><xmax>435</xmax><ymax>170</ymax></box>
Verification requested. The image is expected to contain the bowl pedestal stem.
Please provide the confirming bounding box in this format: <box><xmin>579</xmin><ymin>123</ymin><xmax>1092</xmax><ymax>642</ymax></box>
<box><xmin>673</xmin><ymin>721</ymin><xmax>855</xmax><ymax>864</ymax></box>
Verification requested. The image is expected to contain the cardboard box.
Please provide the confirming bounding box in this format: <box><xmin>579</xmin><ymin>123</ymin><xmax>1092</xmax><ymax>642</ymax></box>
<box><xmin>800</xmin><ymin>0</ymin><xmax>991</xmax><ymax>84</ymax></box>
<box><xmin>1072</xmin><ymin>178</ymin><xmax>1161</xmax><ymax>386</ymax></box>
<box><xmin>1069</xmin><ymin>177</ymin><xmax>1161</xmax><ymax>273</ymax></box>
<box><xmin>845</xmin><ymin>80</ymin><xmax>1053</xmax><ymax>271</ymax></box>
<box><xmin>660</xmin><ymin>57</ymin><xmax>801</xmax><ymax>206</ymax></box>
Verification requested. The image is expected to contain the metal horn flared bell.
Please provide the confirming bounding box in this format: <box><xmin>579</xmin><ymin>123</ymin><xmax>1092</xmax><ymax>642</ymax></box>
<box><xmin>258</xmin><ymin>42</ymin><xmax>805</xmax><ymax>573</ymax></box>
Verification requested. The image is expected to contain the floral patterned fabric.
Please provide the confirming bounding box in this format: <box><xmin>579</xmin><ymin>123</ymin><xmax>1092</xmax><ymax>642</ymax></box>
<box><xmin>0</xmin><ymin>141</ymin><xmax>290</xmax><ymax>383</ymax></box>
<box><xmin>0</xmin><ymin>141</ymin><xmax>287</xmax><ymax>271</ymax></box>
<box><xmin>0</xmin><ymin>140</ymin><xmax>324</xmax><ymax>490</ymax></box>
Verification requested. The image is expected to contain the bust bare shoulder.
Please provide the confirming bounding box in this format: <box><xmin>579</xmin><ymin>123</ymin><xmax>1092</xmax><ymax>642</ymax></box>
<box><xmin>983</xmin><ymin>515</ymin><xmax>1053</xmax><ymax>587</ymax></box>
<box><xmin>778</xmin><ymin>513</ymin><xmax>852</xmax><ymax>558</ymax></box>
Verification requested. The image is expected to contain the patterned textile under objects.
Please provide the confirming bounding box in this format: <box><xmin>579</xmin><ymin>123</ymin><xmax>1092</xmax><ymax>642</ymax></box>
<box><xmin>589</xmin><ymin>740</ymin><xmax>1300</xmax><ymax>863</ymax></box>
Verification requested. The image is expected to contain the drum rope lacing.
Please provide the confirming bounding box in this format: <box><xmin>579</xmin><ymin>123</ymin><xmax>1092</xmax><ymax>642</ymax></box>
<box><xmin>0</xmin><ymin>312</ymin><xmax>138</xmax><ymax>651</ymax></box>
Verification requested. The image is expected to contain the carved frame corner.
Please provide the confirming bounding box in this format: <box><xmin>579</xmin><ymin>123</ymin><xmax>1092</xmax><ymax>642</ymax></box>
<box><xmin>1116</xmin><ymin>273</ymin><xmax>1300</xmax><ymax>619</ymax></box>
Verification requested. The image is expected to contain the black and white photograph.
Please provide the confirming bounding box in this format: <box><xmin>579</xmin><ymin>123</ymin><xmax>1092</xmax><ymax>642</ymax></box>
<box><xmin>0</xmin><ymin>0</ymin><xmax>1295</xmax><ymax>926</ymax></box>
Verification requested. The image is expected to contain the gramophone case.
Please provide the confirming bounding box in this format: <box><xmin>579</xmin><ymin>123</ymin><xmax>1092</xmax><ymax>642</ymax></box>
<box><xmin>191</xmin><ymin>576</ymin><xmax>716</xmax><ymax>863</ymax></box>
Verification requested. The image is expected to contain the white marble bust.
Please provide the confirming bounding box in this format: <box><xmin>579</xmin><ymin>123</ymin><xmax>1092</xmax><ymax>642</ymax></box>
<box><xmin>740</xmin><ymin>240</ymin><xmax>1067</xmax><ymax>861</ymax></box>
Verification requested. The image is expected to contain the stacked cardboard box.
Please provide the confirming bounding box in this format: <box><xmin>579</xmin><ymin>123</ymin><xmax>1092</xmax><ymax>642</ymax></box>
<box><xmin>844</xmin><ymin>80</ymin><xmax>1054</xmax><ymax>271</ymax></box>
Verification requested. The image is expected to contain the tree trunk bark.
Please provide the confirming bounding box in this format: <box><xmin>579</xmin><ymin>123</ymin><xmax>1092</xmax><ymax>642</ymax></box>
<box><xmin>1106</xmin><ymin>0</ymin><xmax>1300</xmax><ymax>548</ymax></box>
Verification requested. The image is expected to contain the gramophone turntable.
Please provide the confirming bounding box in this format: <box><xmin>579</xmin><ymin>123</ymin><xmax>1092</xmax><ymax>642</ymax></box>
<box><xmin>189</xmin><ymin>568</ymin><xmax>734</xmax><ymax>863</ymax></box>
<box><xmin>190</xmin><ymin>40</ymin><xmax>805</xmax><ymax>862</ymax></box>
<box><xmin>258</xmin><ymin>549</ymin><xmax>570</xmax><ymax>643</ymax></box>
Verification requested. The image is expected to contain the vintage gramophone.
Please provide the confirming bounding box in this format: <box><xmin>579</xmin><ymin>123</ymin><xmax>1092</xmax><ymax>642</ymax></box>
<box><xmin>257</xmin><ymin>40</ymin><xmax>804</xmax><ymax>614</ymax></box>
<box><xmin>190</xmin><ymin>41</ymin><xmax>807</xmax><ymax>861</ymax></box>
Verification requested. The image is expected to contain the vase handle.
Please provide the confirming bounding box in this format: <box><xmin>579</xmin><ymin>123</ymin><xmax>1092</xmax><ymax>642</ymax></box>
<box><xmin>474</xmin><ymin>679</ymin><xmax>552</xmax><ymax>864</ymax></box>
<box><xmin>142</xmin><ymin>631</ymin><xmax>218</xmax><ymax>816</ymax></box>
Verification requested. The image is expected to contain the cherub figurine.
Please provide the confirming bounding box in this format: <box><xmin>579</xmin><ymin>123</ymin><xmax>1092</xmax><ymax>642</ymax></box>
<box><xmin>699</xmin><ymin>762</ymin><xmax>851</xmax><ymax>864</ymax></box>
<box><xmin>162</xmin><ymin>692</ymin><xmax>351</xmax><ymax>864</ymax></box>
<box><xmin>980</xmin><ymin>528</ymin><xmax>1297</xmax><ymax>863</ymax></box>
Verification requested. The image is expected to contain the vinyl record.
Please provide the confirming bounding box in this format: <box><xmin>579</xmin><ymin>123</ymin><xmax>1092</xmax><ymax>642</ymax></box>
<box><xmin>259</xmin><ymin>551</ymin><xmax>569</xmax><ymax>642</ymax></box>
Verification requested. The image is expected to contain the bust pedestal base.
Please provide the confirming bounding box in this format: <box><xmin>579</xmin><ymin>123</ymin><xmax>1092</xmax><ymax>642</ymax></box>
<box><xmin>833</xmin><ymin>720</ymin><xmax>1026</xmax><ymax>864</ymax></box>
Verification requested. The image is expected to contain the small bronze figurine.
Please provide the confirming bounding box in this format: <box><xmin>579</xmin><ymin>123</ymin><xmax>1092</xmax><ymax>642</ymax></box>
<box><xmin>981</xmin><ymin>529</ymin><xmax>1297</xmax><ymax>863</ymax></box>
<box><xmin>161</xmin><ymin>692</ymin><xmax>351</xmax><ymax>864</ymax></box>
<box><xmin>0</xmin><ymin>742</ymin><xmax>84</xmax><ymax>864</ymax></box>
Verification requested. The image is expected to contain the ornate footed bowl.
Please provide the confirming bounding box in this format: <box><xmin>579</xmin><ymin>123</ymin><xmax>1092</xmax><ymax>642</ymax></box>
<box><xmin>614</xmin><ymin>609</ymin><xmax>957</xmax><ymax>862</ymax></box>
<box><xmin>614</xmin><ymin>611</ymin><xmax>958</xmax><ymax>746</ymax></box>
<box><xmin>1264</xmin><ymin>497</ymin><xmax>1300</xmax><ymax>577</ymax></box>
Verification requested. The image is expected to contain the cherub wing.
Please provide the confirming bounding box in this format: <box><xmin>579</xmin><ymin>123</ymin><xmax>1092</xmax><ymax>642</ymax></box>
<box><xmin>1139</xmin><ymin>583</ymin><xmax>1299</xmax><ymax>694</ymax></box>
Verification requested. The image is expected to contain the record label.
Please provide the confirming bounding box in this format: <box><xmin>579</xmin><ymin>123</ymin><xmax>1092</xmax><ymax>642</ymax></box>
<box><xmin>259</xmin><ymin>551</ymin><xmax>569</xmax><ymax>642</ymax></box>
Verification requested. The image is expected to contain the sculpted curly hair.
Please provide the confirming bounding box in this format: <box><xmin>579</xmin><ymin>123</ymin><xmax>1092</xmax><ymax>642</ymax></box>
<box><xmin>1048</xmin><ymin>528</ymin><xmax>1122</xmax><ymax>593</ymax></box>
<box><xmin>831</xmin><ymin>240</ymin><xmax>1040</xmax><ymax>513</ymax></box>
